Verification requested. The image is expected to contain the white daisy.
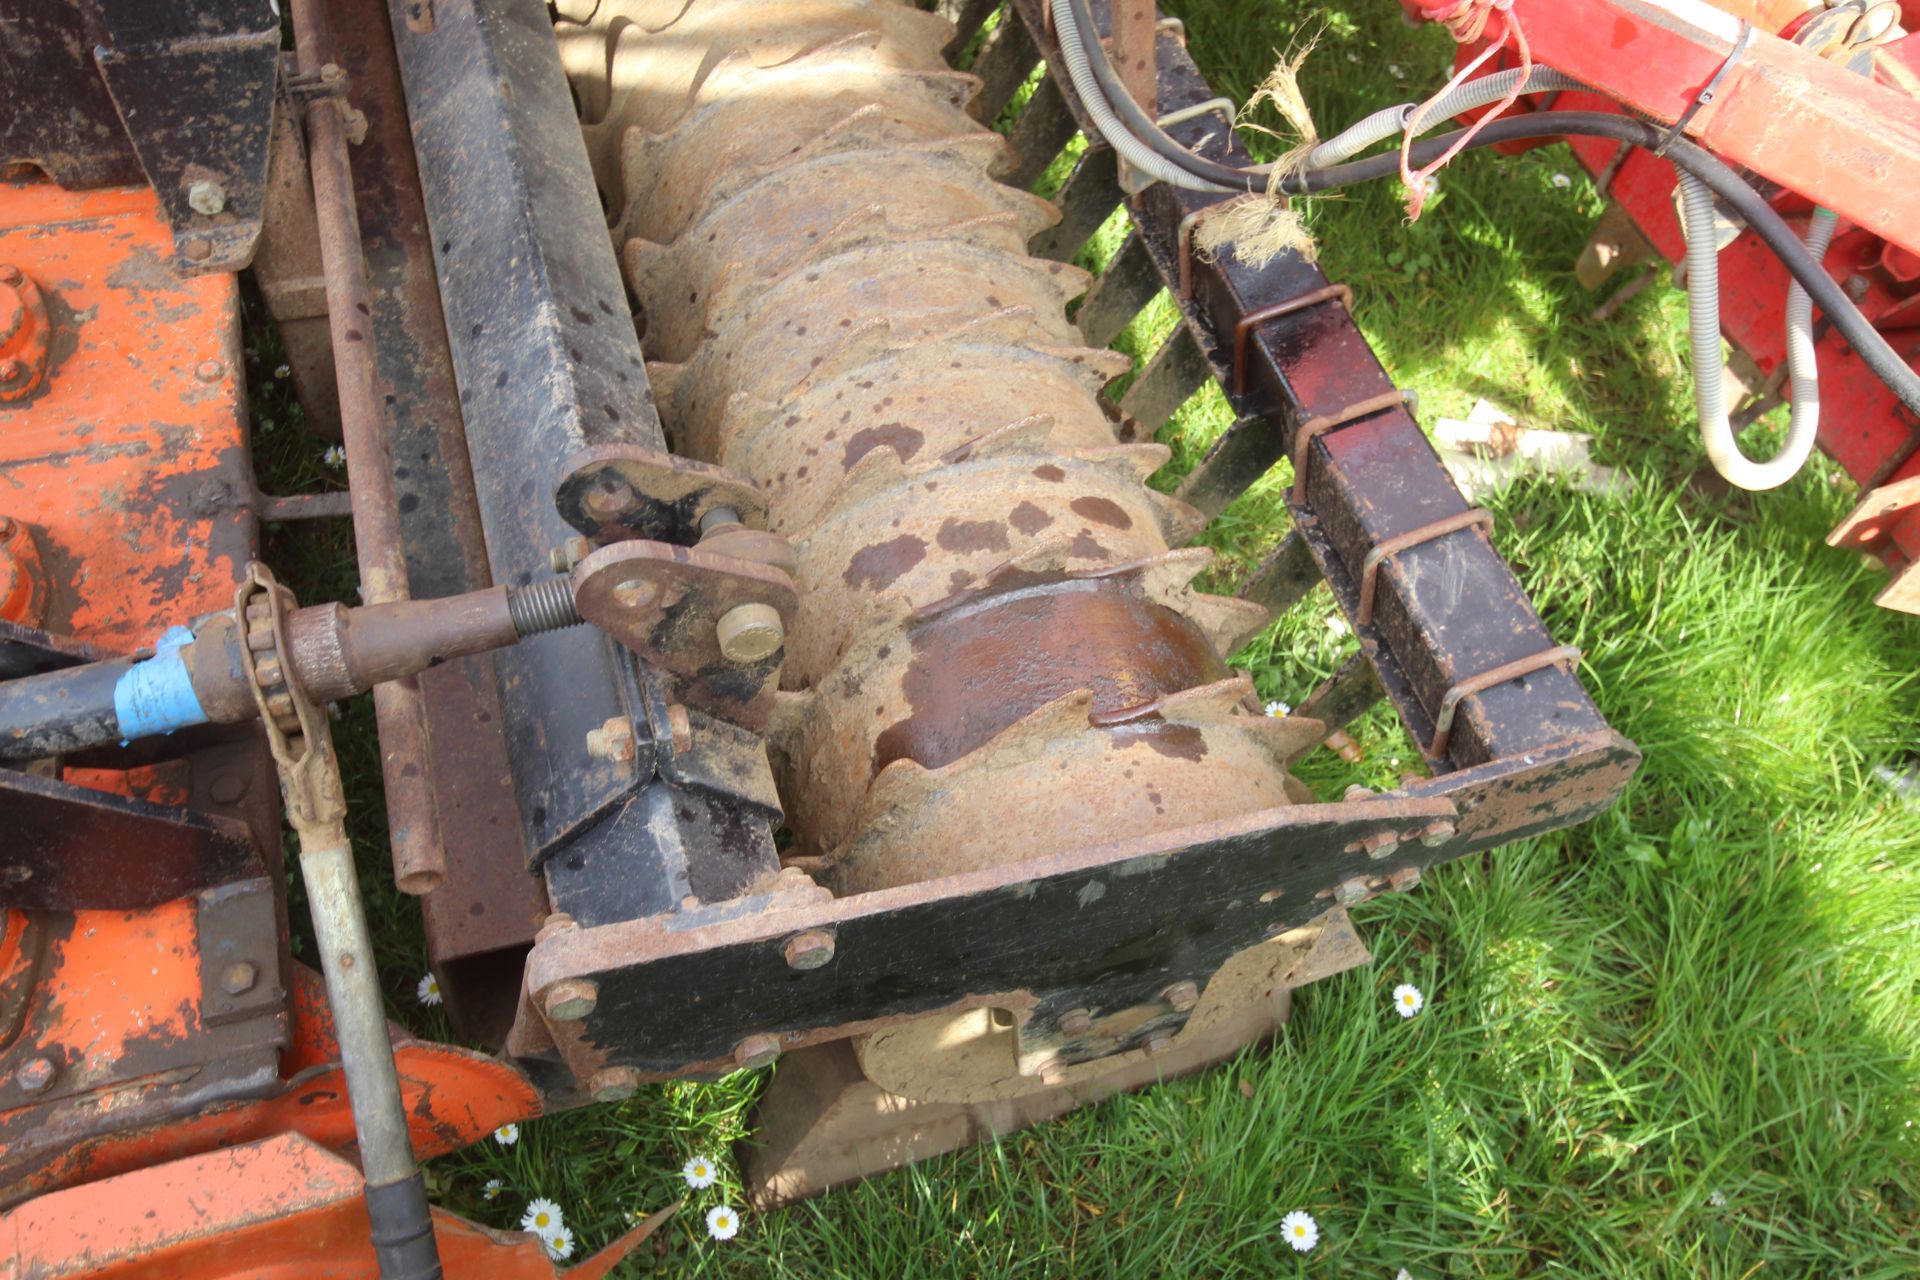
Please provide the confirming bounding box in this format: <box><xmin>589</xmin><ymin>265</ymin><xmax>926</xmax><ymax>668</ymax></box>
<box><xmin>416</xmin><ymin>973</ymin><xmax>441</xmax><ymax>1006</ymax></box>
<box><xmin>706</xmin><ymin>1204</ymin><xmax>741</xmax><ymax>1241</ymax></box>
<box><xmin>544</xmin><ymin>1229</ymin><xmax>574</xmax><ymax>1261</ymax></box>
<box><xmin>1264</xmin><ymin>700</ymin><xmax>1291</xmax><ymax>718</ymax></box>
<box><xmin>493</xmin><ymin>1123</ymin><xmax>519</xmax><ymax>1146</ymax></box>
<box><xmin>1708</xmin><ymin>1189</ymin><xmax>1727</xmax><ymax>1207</ymax></box>
<box><xmin>482</xmin><ymin>1178</ymin><xmax>503</xmax><ymax>1201</ymax></box>
<box><xmin>1325</xmin><ymin>613</ymin><xmax>1349</xmax><ymax>636</ymax></box>
<box><xmin>322</xmin><ymin>444</ymin><xmax>346</xmax><ymax>469</ymax></box>
<box><xmin>1392</xmin><ymin>983</ymin><xmax>1425</xmax><ymax>1018</ymax></box>
<box><xmin>1281</xmin><ymin>1209</ymin><xmax>1319</xmax><ymax>1252</ymax></box>
<box><xmin>1551</xmin><ymin>172</ymin><xmax>1573</xmax><ymax>189</ymax></box>
<box><xmin>682</xmin><ymin>1154</ymin><xmax>719</xmax><ymax>1189</ymax></box>
<box><xmin>521</xmin><ymin>1197</ymin><xmax>564</xmax><ymax>1238</ymax></box>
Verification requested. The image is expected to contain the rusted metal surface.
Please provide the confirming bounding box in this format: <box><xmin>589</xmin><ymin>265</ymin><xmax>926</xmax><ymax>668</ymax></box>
<box><xmin>294</xmin><ymin>0</ymin><xmax>448</xmax><ymax>898</ymax></box>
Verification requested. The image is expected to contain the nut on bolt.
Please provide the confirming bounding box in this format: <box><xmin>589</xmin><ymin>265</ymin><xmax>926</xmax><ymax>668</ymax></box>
<box><xmin>221</xmin><ymin>961</ymin><xmax>258</xmax><ymax>995</ymax></box>
<box><xmin>1386</xmin><ymin>865</ymin><xmax>1423</xmax><ymax>893</ymax></box>
<box><xmin>588</xmin><ymin>1066</ymin><xmax>642</xmax><ymax>1102</ymax></box>
<box><xmin>1332</xmin><ymin>876</ymin><xmax>1373</xmax><ymax>907</ymax></box>
<box><xmin>733</xmin><ymin>1033</ymin><xmax>782</xmax><ymax>1070</ymax></box>
<box><xmin>782</xmin><ymin>929</ymin><xmax>835</xmax><ymax>970</ymax></box>
<box><xmin>187</xmin><ymin>179</ymin><xmax>227</xmax><ymax>216</ymax></box>
<box><xmin>1162</xmin><ymin>980</ymin><xmax>1200</xmax><ymax>1013</ymax></box>
<box><xmin>1360</xmin><ymin>831</ymin><xmax>1400</xmax><ymax>861</ymax></box>
<box><xmin>1416</xmin><ymin>819</ymin><xmax>1456</xmax><ymax>847</ymax></box>
<box><xmin>1058</xmin><ymin>1007</ymin><xmax>1093</xmax><ymax>1037</ymax></box>
<box><xmin>543</xmin><ymin>978</ymin><xmax>599</xmax><ymax>1022</ymax></box>
<box><xmin>585</xmin><ymin>716</ymin><xmax>636</xmax><ymax>763</ymax></box>
<box><xmin>15</xmin><ymin>1056</ymin><xmax>55</xmax><ymax>1094</ymax></box>
<box><xmin>716</xmin><ymin>602</ymin><xmax>784</xmax><ymax>663</ymax></box>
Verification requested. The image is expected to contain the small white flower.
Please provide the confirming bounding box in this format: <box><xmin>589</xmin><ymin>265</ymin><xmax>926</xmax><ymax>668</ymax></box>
<box><xmin>1397</xmin><ymin>1271</ymin><xmax>1413</xmax><ymax>1280</ymax></box>
<box><xmin>416</xmin><ymin>973</ymin><xmax>441</xmax><ymax>1006</ymax></box>
<box><xmin>1388</xmin><ymin>63</ymin><xmax>1405</xmax><ymax>80</ymax></box>
<box><xmin>1551</xmin><ymin>172</ymin><xmax>1572</xmax><ymax>189</ymax></box>
<box><xmin>493</xmin><ymin>1123</ymin><xmax>520</xmax><ymax>1146</ymax></box>
<box><xmin>544</xmin><ymin>1229</ymin><xmax>574</xmax><ymax>1261</ymax></box>
<box><xmin>1708</xmin><ymin>1189</ymin><xmax>1727</xmax><ymax>1207</ymax></box>
<box><xmin>682</xmin><ymin>1154</ymin><xmax>719</xmax><ymax>1189</ymax></box>
<box><xmin>322</xmin><ymin>444</ymin><xmax>346</xmax><ymax>469</ymax></box>
<box><xmin>706</xmin><ymin>1204</ymin><xmax>741</xmax><ymax>1241</ymax></box>
<box><xmin>1346</xmin><ymin>52</ymin><xmax>1360</xmax><ymax>63</ymax></box>
<box><xmin>1281</xmin><ymin>1209</ymin><xmax>1319</xmax><ymax>1252</ymax></box>
<box><xmin>521</xmin><ymin>1197</ymin><xmax>564</xmax><ymax>1238</ymax></box>
<box><xmin>623</xmin><ymin>1208</ymin><xmax>643</xmax><ymax>1225</ymax></box>
<box><xmin>273</xmin><ymin>363</ymin><xmax>291</xmax><ymax>379</ymax></box>
<box><xmin>1264</xmin><ymin>700</ymin><xmax>1290</xmax><ymax>718</ymax></box>
<box><xmin>482</xmin><ymin>1178</ymin><xmax>503</xmax><ymax>1201</ymax></box>
<box><xmin>1392</xmin><ymin>983</ymin><xmax>1425</xmax><ymax>1018</ymax></box>
<box><xmin>1325</xmin><ymin>613</ymin><xmax>1349</xmax><ymax>637</ymax></box>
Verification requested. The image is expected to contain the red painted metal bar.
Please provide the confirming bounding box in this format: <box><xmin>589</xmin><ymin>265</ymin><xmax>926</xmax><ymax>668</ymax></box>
<box><xmin>1508</xmin><ymin>0</ymin><xmax>1920</xmax><ymax>255</ymax></box>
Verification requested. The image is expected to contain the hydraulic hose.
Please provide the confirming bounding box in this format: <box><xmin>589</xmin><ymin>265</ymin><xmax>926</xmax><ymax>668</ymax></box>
<box><xmin>1781</xmin><ymin>209</ymin><xmax>1840</xmax><ymax>482</ymax></box>
<box><xmin>1306</xmin><ymin>65</ymin><xmax>1585</xmax><ymax>167</ymax></box>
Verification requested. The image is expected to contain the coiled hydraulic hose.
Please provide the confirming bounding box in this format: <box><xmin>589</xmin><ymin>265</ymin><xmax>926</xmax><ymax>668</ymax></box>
<box><xmin>1680</xmin><ymin>175</ymin><xmax>1836</xmax><ymax>490</ymax></box>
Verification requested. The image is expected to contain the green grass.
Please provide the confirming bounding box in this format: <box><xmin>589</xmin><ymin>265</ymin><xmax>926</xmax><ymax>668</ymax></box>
<box><xmin>251</xmin><ymin>2</ymin><xmax>1920</xmax><ymax>1274</ymax></box>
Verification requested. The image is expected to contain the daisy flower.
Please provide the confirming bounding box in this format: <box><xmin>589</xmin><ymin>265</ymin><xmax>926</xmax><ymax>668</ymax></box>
<box><xmin>521</xmin><ymin>1198</ymin><xmax>564</xmax><ymax>1238</ymax></box>
<box><xmin>493</xmin><ymin>1123</ymin><xmax>519</xmax><ymax>1146</ymax></box>
<box><xmin>1264</xmin><ymin>700</ymin><xmax>1290</xmax><ymax>718</ymax></box>
<box><xmin>416</xmin><ymin>973</ymin><xmax>441</xmax><ymax>1006</ymax></box>
<box><xmin>706</xmin><ymin>1204</ymin><xmax>741</xmax><ymax>1241</ymax></box>
<box><xmin>322</xmin><ymin>444</ymin><xmax>346</xmax><ymax>469</ymax></box>
<box><xmin>682</xmin><ymin>1154</ymin><xmax>719</xmax><ymax>1189</ymax></box>
<box><xmin>1708</xmin><ymin>1189</ymin><xmax>1727</xmax><ymax>1207</ymax></box>
<box><xmin>1281</xmin><ymin>1209</ymin><xmax>1319</xmax><ymax>1253</ymax></box>
<box><xmin>1551</xmin><ymin>172</ymin><xmax>1573</xmax><ymax>189</ymax></box>
<box><xmin>1392</xmin><ymin>983</ymin><xmax>1424</xmax><ymax>1018</ymax></box>
<box><xmin>482</xmin><ymin>1178</ymin><xmax>503</xmax><ymax>1201</ymax></box>
<box><xmin>544</xmin><ymin>1229</ymin><xmax>574</xmax><ymax>1261</ymax></box>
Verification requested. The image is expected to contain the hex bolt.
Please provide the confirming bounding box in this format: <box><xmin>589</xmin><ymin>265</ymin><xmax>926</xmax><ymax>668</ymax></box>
<box><xmin>1161</xmin><ymin>980</ymin><xmax>1200</xmax><ymax>1012</ymax></box>
<box><xmin>1845</xmin><ymin>274</ymin><xmax>1872</xmax><ymax>302</ymax></box>
<box><xmin>195</xmin><ymin>359</ymin><xmax>225</xmax><ymax>384</ymax></box>
<box><xmin>221</xmin><ymin>961</ymin><xmax>258</xmax><ymax>995</ymax></box>
<box><xmin>733</xmin><ymin>1033</ymin><xmax>782</xmax><ymax>1070</ymax></box>
<box><xmin>1332</xmin><ymin>876</ymin><xmax>1372</xmax><ymax>907</ymax></box>
<box><xmin>1417</xmin><ymin>819</ymin><xmax>1456</xmax><ymax>847</ymax></box>
<box><xmin>182</xmin><ymin>238</ymin><xmax>212</xmax><ymax>262</ymax></box>
<box><xmin>782</xmin><ymin>929</ymin><xmax>836</xmax><ymax>971</ymax></box>
<box><xmin>1342</xmin><ymin>784</ymin><xmax>1375</xmax><ymax>802</ymax></box>
<box><xmin>1386</xmin><ymin>865</ymin><xmax>1423</xmax><ymax>893</ymax></box>
<box><xmin>1058</xmin><ymin>1007</ymin><xmax>1093</xmax><ymax>1037</ymax></box>
<box><xmin>585</xmin><ymin>716</ymin><xmax>635</xmax><ymax>762</ymax></box>
<box><xmin>543</xmin><ymin>978</ymin><xmax>599</xmax><ymax>1022</ymax></box>
<box><xmin>583</xmin><ymin>478</ymin><xmax>635</xmax><ymax>521</ymax></box>
<box><xmin>1360</xmin><ymin>831</ymin><xmax>1400</xmax><ymax>861</ymax></box>
<box><xmin>1145</xmin><ymin>1033</ymin><xmax>1174</xmax><ymax>1055</ymax></box>
<box><xmin>549</xmin><ymin>535</ymin><xmax>592</xmax><ymax>574</ymax></box>
<box><xmin>588</xmin><ymin>1065</ymin><xmax>642</xmax><ymax>1102</ymax></box>
<box><xmin>15</xmin><ymin>1056</ymin><xmax>55</xmax><ymax>1094</ymax></box>
<box><xmin>716</xmin><ymin>602</ymin><xmax>784</xmax><ymax>663</ymax></box>
<box><xmin>187</xmin><ymin>179</ymin><xmax>227</xmax><ymax>216</ymax></box>
<box><xmin>667</xmin><ymin>703</ymin><xmax>692</xmax><ymax>754</ymax></box>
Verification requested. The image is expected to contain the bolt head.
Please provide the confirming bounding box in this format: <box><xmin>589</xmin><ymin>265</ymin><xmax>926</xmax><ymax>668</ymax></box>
<box><xmin>195</xmin><ymin>359</ymin><xmax>224</xmax><ymax>384</ymax></box>
<box><xmin>543</xmin><ymin>978</ymin><xmax>599</xmax><ymax>1022</ymax></box>
<box><xmin>782</xmin><ymin>929</ymin><xmax>836</xmax><ymax>970</ymax></box>
<box><xmin>588</xmin><ymin>1066</ymin><xmax>642</xmax><ymax>1102</ymax></box>
<box><xmin>182</xmin><ymin>238</ymin><xmax>212</xmax><ymax>262</ymax></box>
<box><xmin>1342</xmin><ymin>784</ymin><xmax>1375</xmax><ymax>801</ymax></box>
<box><xmin>208</xmin><ymin>772</ymin><xmax>249</xmax><ymax>805</ymax></box>
<box><xmin>716</xmin><ymin>602</ymin><xmax>784</xmax><ymax>664</ymax></box>
<box><xmin>1386</xmin><ymin>865</ymin><xmax>1423</xmax><ymax>893</ymax></box>
<box><xmin>733</xmin><ymin>1033</ymin><xmax>781</xmax><ymax>1070</ymax></box>
<box><xmin>1417</xmin><ymin>820</ymin><xmax>1456</xmax><ymax>848</ymax></box>
<box><xmin>1145</xmin><ymin>1033</ymin><xmax>1174</xmax><ymax>1055</ymax></box>
<box><xmin>220</xmin><ymin>961</ymin><xmax>258</xmax><ymax>995</ymax></box>
<box><xmin>187</xmin><ymin>179</ymin><xmax>227</xmax><ymax>216</ymax></box>
<box><xmin>1332</xmin><ymin>876</ymin><xmax>1372</xmax><ymax>907</ymax></box>
<box><xmin>1162</xmin><ymin>980</ymin><xmax>1200</xmax><ymax>1013</ymax></box>
<box><xmin>1058</xmin><ymin>1007</ymin><xmax>1093</xmax><ymax>1037</ymax></box>
<box><xmin>15</xmin><ymin>1056</ymin><xmax>55</xmax><ymax>1094</ymax></box>
<box><xmin>1360</xmin><ymin>831</ymin><xmax>1400</xmax><ymax>860</ymax></box>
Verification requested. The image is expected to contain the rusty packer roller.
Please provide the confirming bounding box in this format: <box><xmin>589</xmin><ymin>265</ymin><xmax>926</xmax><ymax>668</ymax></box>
<box><xmin>555</xmin><ymin>0</ymin><xmax>1325</xmax><ymax>1100</ymax></box>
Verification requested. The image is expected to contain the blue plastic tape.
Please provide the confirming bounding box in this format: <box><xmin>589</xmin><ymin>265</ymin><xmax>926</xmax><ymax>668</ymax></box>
<box><xmin>113</xmin><ymin>625</ymin><xmax>209</xmax><ymax>741</ymax></box>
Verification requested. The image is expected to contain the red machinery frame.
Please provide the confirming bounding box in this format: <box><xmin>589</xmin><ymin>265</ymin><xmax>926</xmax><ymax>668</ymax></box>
<box><xmin>1410</xmin><ymin>0</ymin><xmax>1920</xmax><ymax>609</ymax></box>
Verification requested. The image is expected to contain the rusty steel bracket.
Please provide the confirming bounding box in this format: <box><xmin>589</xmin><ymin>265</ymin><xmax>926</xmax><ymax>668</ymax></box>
<box><xmin>569</xmin><ymin>541</ymin><xmax>797</xmax><ymax>730</ymax></box>
<box><xmin>1233</xmin><ymin>285</ymin><xmax>1354</xmax><ymax>396</ymax></box>
<box><xmin>556</xmin><ymin>444</ymin><xmax>773</xmax><ymax>544</ymax></box>
<box><xmin>1428</xmin><ymin>644</ymin><xmax>1583</xmax><ymax>759</ymax></box>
